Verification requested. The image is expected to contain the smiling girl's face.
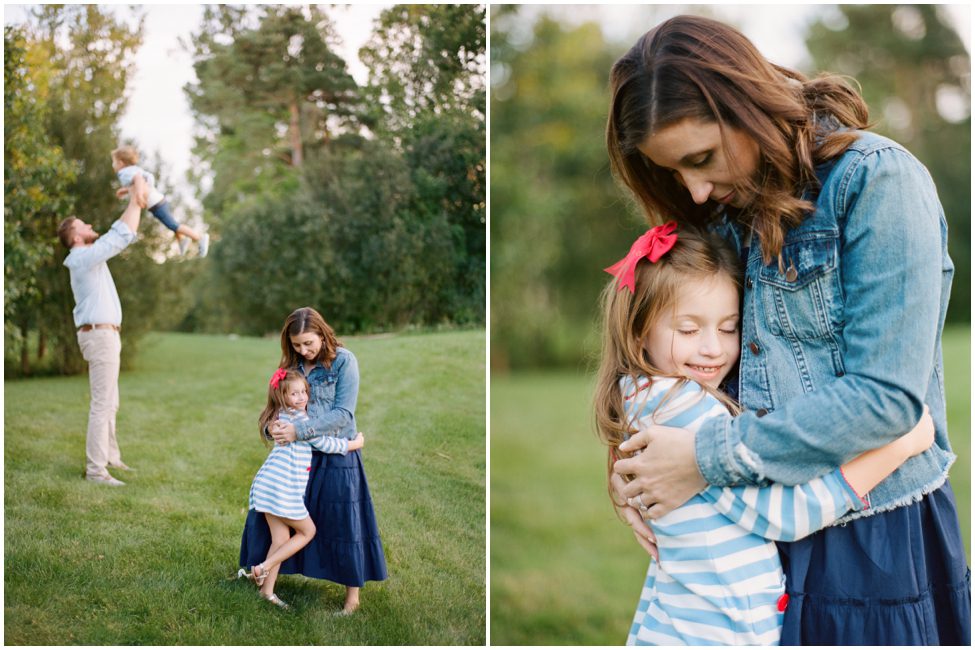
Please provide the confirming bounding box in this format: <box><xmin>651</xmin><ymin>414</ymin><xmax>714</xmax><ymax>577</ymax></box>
<box><xmin>283</xmin><ymin>379</ymin><xmax>309</xmax><ymax>411</ymax></box>
<box><xmin>290</xmin><ymin>331</ymin><xmax>324</xmax><ymax>365</ymax></box>
<box><xmin>638</xmin><ymin>118</ymin><xmax>760</xmax><ymax>209</ymax></box>
<box><xmin>643</xmin><ymin>273</ymin><xmax>741</xmax><ymax>388</ymax></box>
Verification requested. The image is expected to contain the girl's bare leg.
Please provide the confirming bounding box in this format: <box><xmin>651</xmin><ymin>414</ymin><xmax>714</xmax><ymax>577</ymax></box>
<box><xmin>257</xmin><ymin>514</ymin><xmax>316</xmax><ymax>598</ymax></box>
<box><xmin>260</xmin><ymin>515</ymin><xmax>290</xmax><ymax>597</ymax></box>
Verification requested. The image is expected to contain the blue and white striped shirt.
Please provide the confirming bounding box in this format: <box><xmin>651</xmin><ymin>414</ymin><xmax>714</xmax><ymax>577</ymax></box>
<box><xmin>248</xmin><ymin>408</ymin><xmax>348</xmax><ymax>520</ymax></box>
<box><xmin>622</xmin><ymin>377</ymin><xmax>865</xmax><ymax>646</ymax></box>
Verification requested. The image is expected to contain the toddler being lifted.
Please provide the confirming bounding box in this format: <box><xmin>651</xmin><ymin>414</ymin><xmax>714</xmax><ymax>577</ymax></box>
<box><xmin>111</xmin><ymin>145</ymin><xmax>209</xmax><ymax>257</ymax></box>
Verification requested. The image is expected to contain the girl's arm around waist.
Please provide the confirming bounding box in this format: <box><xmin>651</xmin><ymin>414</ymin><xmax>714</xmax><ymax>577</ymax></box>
<box><xmin>701</xmin><ymin>406</ymin><xmax>935</xmax><ymax>540</ymax></box>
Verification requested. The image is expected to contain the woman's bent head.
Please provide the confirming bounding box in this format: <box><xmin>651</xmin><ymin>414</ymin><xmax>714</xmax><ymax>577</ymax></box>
<box><xmin>606</xmin><ymin>14</ymin><xmax>869</xmax><ymax>262</ymax></box>
<box><xmin>279</xmin><ymin>307</ymin><xmax>341</xmax><ymax>370</ymax></box>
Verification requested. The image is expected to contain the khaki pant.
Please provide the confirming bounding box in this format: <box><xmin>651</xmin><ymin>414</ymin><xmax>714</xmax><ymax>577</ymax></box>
<box><xmin>77</xmin><ymin>329</ymin><xmax>123</xmax><ymax>477</ymax></box>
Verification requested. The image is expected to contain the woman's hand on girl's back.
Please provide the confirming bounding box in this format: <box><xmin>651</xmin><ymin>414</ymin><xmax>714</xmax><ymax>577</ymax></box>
<box><xmin>349</xmin><ymin>432</ymin><xmax>365</xmax><ymax>452</ymax></box>
<box><xmin>614</xmin><ymin>424</ymin><xmax>706</xmax><ymax>519</ymax></box>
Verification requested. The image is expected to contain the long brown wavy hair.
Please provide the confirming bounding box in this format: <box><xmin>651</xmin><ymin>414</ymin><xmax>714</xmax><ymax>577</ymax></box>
<box><xmin>278</xmin><ymin>307</ymin><xmax>342</xmax><ymax>370</ymax></box>
<box><xmin>594</xmin><ymin>227</ymin><xmax>741</xmax><ymax>507</ymax></box>
<box><xmin>257</xmin><ymin>369</ymin><xmax>309</xmax><ymax>447</ymax></box>
<box><xmin>606</xmin><ymin>15</ymin><xmax>870</xmax><ymax>264</ymax></box>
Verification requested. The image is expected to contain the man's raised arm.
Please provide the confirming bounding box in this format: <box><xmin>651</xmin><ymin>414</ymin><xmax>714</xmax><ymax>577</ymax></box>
<box><xmin>119</xmin><ymin>174</ymin><xmax>146</xmax><ymax>233</ymax></box>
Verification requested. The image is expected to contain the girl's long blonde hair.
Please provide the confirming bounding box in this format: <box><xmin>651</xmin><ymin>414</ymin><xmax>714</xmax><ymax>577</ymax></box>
<box><xmin>257</xmin><ymin>369</ymin><xmax>308</xmax><ymax>447</ymax></box>
<box><xmin>593</xmin><ymin>227</ymin><xmax>741</xmax><ymax>507</ymax></box>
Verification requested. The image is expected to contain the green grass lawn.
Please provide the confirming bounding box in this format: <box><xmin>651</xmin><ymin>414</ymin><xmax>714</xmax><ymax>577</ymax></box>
<box><xmin>5</xmin><ymin>329</ymin><xmax>486</xmax><ymax>645</ymax></box>
<box><xmin>490</xmin><ymin>325</ymin><xmax>971</xmax><ymax>645</ymax></box>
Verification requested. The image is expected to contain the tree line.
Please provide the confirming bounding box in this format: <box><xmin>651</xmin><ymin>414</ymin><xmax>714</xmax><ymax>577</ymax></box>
<box><xmin>4</xmin><ymin>5</ymin><xmax>486</xmax><ymax>377</ymax></box>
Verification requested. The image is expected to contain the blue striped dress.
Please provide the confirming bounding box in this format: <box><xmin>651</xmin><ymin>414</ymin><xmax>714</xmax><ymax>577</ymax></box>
<box><xmin>622</xmin><ymin>377</ymin><xmax>867</xmax><ymax>646</ymax></box>
<box><xmin>247</xmin><ymin>408</ymin><xmax>349</xmax><ymax>520</ymax></box>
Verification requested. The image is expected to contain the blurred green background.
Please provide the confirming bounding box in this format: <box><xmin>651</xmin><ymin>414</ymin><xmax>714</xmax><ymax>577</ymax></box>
<box><xmin>489</xmin><ymin>5</ymin><xmax>970</xmax><ymax>645</ymax></box>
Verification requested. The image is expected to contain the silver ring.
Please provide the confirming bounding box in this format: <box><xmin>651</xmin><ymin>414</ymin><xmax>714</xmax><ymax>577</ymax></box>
<box><xmin>628</xmin><ymin>494</ymin><xmax>649</xmax><ymax>512</ymax></box>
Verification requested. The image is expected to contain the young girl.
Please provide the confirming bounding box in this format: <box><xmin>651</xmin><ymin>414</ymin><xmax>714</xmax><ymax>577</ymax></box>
<box><xmin>240</xmin><ymin>307</ymin><xmax>387</xmax><ymax>615</ymax></box>
<box><xmin>110</xmin><ymin>146</ymin><xmax>209</xmax><ymax>257</ymax></box>
<box><xmin>594</xmin><ymin>224</ymin><xmax>934</xmax><ymax>645</ymax></box>
<box><xmin>240</xmin><ymin>367</ymin><xmax>364</xmax><ymax>609</ymax></box>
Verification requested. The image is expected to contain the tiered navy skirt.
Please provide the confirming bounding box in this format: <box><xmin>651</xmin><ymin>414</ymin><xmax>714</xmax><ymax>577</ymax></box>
<box><xmin>240</xmin><ymin>448</ymin><xmax>388</xmax><ymax>587</ymax></box>
<box><xmin>777</xmin><ymin>481</ymin><xmax>970</xmax><ymax>645</ymax></box>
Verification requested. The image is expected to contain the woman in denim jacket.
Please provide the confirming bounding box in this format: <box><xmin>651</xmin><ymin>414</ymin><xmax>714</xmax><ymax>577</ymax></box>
<box><xmin>605</xmin><ymin>15</ymin><xmax>968</xmax><ymax>645</ymax></box>
<box><xmin>240</xmin><ymin>307</ymin><xmax>387</xmax><ymax>614</ymax></box>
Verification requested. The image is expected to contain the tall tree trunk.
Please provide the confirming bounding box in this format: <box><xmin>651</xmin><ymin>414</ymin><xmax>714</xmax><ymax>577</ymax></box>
<box><xmin>20</xmin><ymin>320</ymin><xmax>31</xmax><ymax>376</ymax></box>
<box><xmin>289</xmin><ymin>99</ymin><xmax>303</xmax><ymax>167</ymax></box>
<box><xmin>38</xmin><ymin>328</ymin><xmax>47</xmax><ymax>361</ymax></box>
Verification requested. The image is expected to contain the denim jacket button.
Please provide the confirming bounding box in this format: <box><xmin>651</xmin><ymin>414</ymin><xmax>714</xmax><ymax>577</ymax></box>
<box><xmin>836</xmin><ymin>370</ymin><xmax>845</xmax><ymax>377</ymax></box>
<box><xmin>785</xmin><ymin>263</ymin><xmax>798</xmax><ymax>282</ymax></box>
<box><xmin>756</xmin><ymin>408</ymin><xmax>769</xmax><ymax>417</ymax></box>
<box><xmin>746</xmin><ymin>277</ymin><xmax>754</xmax><ymax>289</ymax></box>
<box><xmin>749</xmin><ymin>341</ymin><xmax>760</xmax><ymax>355</ymax></box>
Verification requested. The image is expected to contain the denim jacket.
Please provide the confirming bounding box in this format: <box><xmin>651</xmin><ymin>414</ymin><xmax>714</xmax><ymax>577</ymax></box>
<box><xmin>697</xmin><ymin>130</ymin><xmax>955</xmax><ymax>522</ymax></box>
<box><xmin>294</xmin><ymin>346</ymin><xmax>359</xmax><ymax>442</ymax></box>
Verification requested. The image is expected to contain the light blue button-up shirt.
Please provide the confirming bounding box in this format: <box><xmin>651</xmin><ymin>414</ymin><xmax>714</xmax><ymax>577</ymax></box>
<box><xmin>63</xmin><ymin>219</ymin><xmax>137</xmax><ymax>328</ymax></box>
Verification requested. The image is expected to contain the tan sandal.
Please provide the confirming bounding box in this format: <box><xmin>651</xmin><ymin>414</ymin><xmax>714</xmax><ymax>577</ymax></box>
<box><xmin>236</xmin><ymin>563</ymin><xmax>268</xmax><ymax>587</ymax></box>
<box><xmin>262</xmin><ymin>592</ymin><xmax>289</xmax><ymax>609</ymax></box>
<box><xmin>251</xmin><ymin>563</ymin><xmax>268</xmax><ymax>587</ymax></box>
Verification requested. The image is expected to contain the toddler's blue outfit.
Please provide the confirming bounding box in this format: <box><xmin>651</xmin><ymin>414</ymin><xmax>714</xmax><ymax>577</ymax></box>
<box><xmin>116</xmin><ymin>164</ymin><xmax>179</xmax><ymax>232</ymax></box>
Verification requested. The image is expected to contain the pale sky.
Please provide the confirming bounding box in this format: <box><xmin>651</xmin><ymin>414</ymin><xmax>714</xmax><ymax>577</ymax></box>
<box><xmin>4</xmin><ymin>3</ymin><xmax>390</xmax><ymax>217</ymax></box>
<box><xmin>118</xmin><ymin>4</ymin><xmax>389</xmax><ymax>212</ymax></box>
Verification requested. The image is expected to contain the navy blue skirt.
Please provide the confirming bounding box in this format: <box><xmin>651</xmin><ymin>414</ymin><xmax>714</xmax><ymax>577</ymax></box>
<box><xmin>240</xmin><ymin>448</ymin><xmax>388</xmax><ymax>587</ymax></box>
<box><xmin>777</xmin><ymin>480</ymin><xmax>970</xmax><ymax>645</ymax></box>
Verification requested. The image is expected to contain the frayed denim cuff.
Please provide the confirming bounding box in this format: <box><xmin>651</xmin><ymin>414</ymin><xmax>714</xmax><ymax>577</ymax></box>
<box><xmin>295</xmin><ymin>417</ymin><xmax>315</xmax><ymax>441</ymax></box>
<box><xmin>695</xmin><ymin>413</ymin><xmax>755</xmax><ymax>486</ymax></box>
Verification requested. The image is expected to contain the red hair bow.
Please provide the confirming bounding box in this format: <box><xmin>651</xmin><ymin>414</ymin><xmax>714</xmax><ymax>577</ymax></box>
<box><xmin>269</xmin><ymin>368</ymin><xmax>287</xmax><ymax>389</ymax></box>
<box><xmin>603</xmin><ymin>221</ymin><xmax>678</xmax><ymax>293</ymax></box>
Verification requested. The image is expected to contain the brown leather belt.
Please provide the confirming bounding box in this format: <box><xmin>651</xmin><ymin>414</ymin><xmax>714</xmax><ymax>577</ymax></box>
<box><xmin>78</xmin><ymin>324</ymin><xmax>120</xmax><ymax>332</ymax></box>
